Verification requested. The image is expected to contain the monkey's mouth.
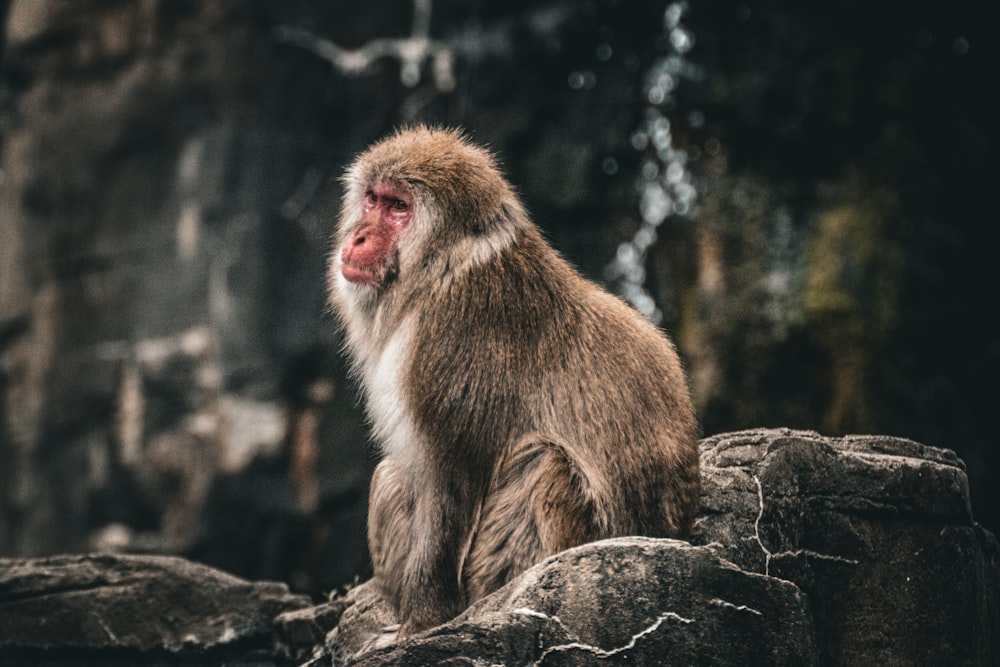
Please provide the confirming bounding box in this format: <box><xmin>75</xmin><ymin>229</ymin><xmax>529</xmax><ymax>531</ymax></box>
<box><xmin>342</xmin><ymin>260</ymin><xmax>397</xmax><ymax>289</ymax></box>
<box><xmin>342</xmin><ymin>260</ymin><xmax>381</xmax><ymax>285</ymax></box>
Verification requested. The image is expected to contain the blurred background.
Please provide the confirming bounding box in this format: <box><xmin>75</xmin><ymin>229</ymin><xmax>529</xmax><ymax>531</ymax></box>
<box><xmin>1</xmin><ymin>0</ymin><xmax>996</xmax><ymax>596</ymax></box>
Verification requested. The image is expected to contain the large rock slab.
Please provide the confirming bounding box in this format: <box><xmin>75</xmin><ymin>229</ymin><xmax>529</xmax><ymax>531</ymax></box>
<box><xmin>3</xmin><ymin>430</ymin><xmax>996</xmax><ymax>665</ymax></box>
<box><xmin>0</xmin><ymin>553</ymin><xmax>311</xmax><ymax>664</ymax></box>
<box><xmin>319</xmin><ymin>429</ymin><xmax>999</xmax><ymax>665</ymax></box>
<box><xmin>333</xmin><ymin>537</ymin><xmax>819</xmax><ymax>666</ymax></box>
<box><xmin>696</xmin><ymin>428</ymin><xmax>1000</xmax><ymax>666</ymax></box>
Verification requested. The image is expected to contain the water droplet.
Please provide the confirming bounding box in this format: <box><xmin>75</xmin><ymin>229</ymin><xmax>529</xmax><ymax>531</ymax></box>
<box><xmin>676</xmin><ymin>182</ymin><xmax>697</xmax><ymax>203</ymax></box>
<box><xmin>664</xmin><ymin>3</ymin><xmax>684</xmax><ymax>29</ymax></box>
<box><xmin>640</xmin><ymin>182</ymin><xmax>672</xmax><ymax>225</ymax></box>
<box><xmin>953</xmin><ymin>36</ymin><xmax>970</xmax><ymax>55</ymax></box>
<box><xmin>634</xmin><ymin>225</ymin><xmax>657</xmax><ymax>250</ymax></box>
<box><xmin>596</xmin><ymin>43</ymin><xmax>613</xmax><ymax>62</ymax></box>
<box><xmin>640</xmin><ymin>160</ymin><xmax>659</xmax><ymax>180</ymax></box>
<box><xmin>623</xmin><ymin>283</ymin><xmax>644</xmax><ymax>302</ymax></box>
<box><xmin>631</xmin><ymin>131</ymin><xmax>650</xmax><ymax>151</ymax></box>
<box><xmin>627</xmin><ymin>265</ymin><xmax>646</xmax><ymax>284</ymax></box>
<box><xmin>635</xmin><ymin>293</ymin><xmax>656</xmax><ymax>317</ymax></box>
<box><xmin>616</xmin><ymin>242</ymin><xmax>638</xmax><ymax>265</ymax></box>
<box><xmin>657</xmin><ymin>71</ymin><xmax>677</xmax><ymax>93</ymax></box>
<box><xmin>688</xmin><ymin>110</ymin><xmax>705</xmax><ymax>128</ymax></box>
<box><xmin>653</xmin><ymin>131</ymin><xmax>672</xmax><ymax>152</ymax></box>
<box><xmin>602</xmin><ymin>157</ymin><xmax>620</xmax><ymax>175</ymax></box>
<box><xmin>664</xmin><ymin>55</ymin><xmax>684</xmax><ymax>75</ymax></box>
<box><xmin>666</xmin><ymin>162</ymin><xmax>685</xmax><ymax>184</ymax></box>
<box><xmin>670</xmin><ymin>28</ymin><xmax>694</xmax><ymax>53</ymax></box>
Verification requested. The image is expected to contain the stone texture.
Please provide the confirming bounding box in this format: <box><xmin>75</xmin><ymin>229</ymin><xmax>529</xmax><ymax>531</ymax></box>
<box><xmin>312</xmin><ymin>429</ymin><xmax>999</xmax><ymax>666</ymax></box>
<box><xmin>274</xmin><ymin>599</ymin><xmax>352</xmax><ymax>661</ymax></box>
<box><xmin>695</xmin><ymin>428</ymin><xmax>1000</xmax><ymax>666</ymax></box>
<box><xmin>333</xmin><ymin>538</ymin><xmax>819</xmax><ymax>666</ymax></box>
<box><xmin>1</xmin><ymin>430</ymin><xmax>997</xmax><ymax>665</ymax></box>
<box><xmin>0</xmin><ymin>553</ymin><xmax>310</xmax><ymax>664</ymax></box>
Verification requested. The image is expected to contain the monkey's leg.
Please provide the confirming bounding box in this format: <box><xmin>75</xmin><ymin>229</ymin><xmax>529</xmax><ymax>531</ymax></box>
<box><xmin>369</xmin><ymin>458</ymin><xmax>470</xmax><ymax>635</ymax></box>
<box><xmin>462</xmin><ymin>436</ymin><xmax>595</xmax><ymax>603</ymax></box>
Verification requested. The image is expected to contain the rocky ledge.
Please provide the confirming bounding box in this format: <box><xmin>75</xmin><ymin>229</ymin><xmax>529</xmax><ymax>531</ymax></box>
<box><xmin>0</xmin><ymin>553</ymin><xmax>311</xmax><ymax>665</ymax></box>
<box><xmin>1</xmin><ymin>429</ymin><xmax>997</xmax><ymax>666</ymax></box>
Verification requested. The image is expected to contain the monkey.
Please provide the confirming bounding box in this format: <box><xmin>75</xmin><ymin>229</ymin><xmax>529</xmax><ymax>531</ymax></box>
<box><xmin>328</xmin><ymin>126</ymin><xmax>699</xmax><ymax>638</ymax></box>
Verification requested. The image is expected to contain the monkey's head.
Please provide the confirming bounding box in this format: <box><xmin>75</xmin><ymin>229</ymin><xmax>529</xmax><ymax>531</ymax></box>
<box><xmin>332</xmin><ymin>126</ymin><xmax>527</xmax><ymax>299</ymax></box>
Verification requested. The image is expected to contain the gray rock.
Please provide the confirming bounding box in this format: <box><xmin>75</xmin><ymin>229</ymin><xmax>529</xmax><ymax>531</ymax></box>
<box><xmin>319</xmin><ymin>429</ymin><xmax>999</xmax><ymax>665</ymax></box>
<box><xmin>2</xmin><ymin>430</ymin><xmax>996</xmax><ymax>666</ymax></box>
<box><xmin>275</xmin><ymin>599</ymin><xmax>353</xmax><ymax>660</ymax></box>
<box><xmin>695</xmin><ymin>428</ymin><xmax>1000</xmax><ymax>666</ymax></box>
<box><xmin>0</xmin><ymin>553</ymin><xmax>310</xmax><ymax>663</ymax></box>
<box><xmin>336</xmin><ymin>537</ymin><xmax>819</xmax><ymax>666</ymax></box>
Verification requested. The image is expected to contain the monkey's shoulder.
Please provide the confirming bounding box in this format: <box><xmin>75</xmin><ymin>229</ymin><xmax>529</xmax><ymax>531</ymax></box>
<box><xmin>409</xmin><ymin>241</ymin><xmax>677</xmax><ymax>381</ymax></box>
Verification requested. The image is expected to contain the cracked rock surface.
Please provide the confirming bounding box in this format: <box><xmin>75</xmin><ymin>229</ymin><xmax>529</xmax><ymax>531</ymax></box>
<box><xmin>338</xmin><ymin>537</ymin><xmax>818</xmax><ymax>666</ymax></box>
<box><xmin>319</xmin><ymin>429</ymin><xmax>999</xmax><ymax>666</ymax></box>
<box><xmin>2</xmin><ymin>430</ymin><xmax>997</xmax><ymax>666</ymax></box>
<box><xmin>0</xmin><ymin>553</ymin><xmax>310</xmax><ymax>664</ymax></box>
<box><xmin>695</xmin><ymin>428</ymin><xmax>999</xmax><ymax>666</ymax></box>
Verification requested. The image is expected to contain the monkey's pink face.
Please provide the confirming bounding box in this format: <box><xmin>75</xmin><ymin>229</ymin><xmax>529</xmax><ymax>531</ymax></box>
<box><xmin>341</xmin><ymin>182</ymin><xmax>413</xmax><ymax>286</ymax></box>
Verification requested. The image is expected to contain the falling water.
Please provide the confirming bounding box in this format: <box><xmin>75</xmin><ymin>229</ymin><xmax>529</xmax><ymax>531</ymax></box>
<box><xmin>604</xmin><ymin>2</ymin><xmax>699</xmax><ymax>325</ymax></box>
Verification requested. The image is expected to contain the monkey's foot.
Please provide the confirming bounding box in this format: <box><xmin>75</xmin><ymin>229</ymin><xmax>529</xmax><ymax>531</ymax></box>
<box><xmin>356</xmin><ymin>623</ymin><xmax>401</xmax><ymax>656</ymax></box>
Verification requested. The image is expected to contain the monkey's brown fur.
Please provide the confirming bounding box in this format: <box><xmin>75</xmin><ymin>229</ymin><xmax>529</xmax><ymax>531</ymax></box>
<box><xmin>330</xmin><ymin>127</ymin><xmax>699</xmax><ymax>636</ymax></box>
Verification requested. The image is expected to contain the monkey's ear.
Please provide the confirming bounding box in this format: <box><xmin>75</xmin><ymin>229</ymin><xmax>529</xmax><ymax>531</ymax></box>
<box><xmin>466</xmin><ymin>199</ymin><xmax>524</xmax><ymax>236</ymax></box>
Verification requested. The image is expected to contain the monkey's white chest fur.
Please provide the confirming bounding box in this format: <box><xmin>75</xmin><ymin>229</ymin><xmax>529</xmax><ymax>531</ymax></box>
<box><xmin>357</xmin><ymin>317</ymin><xmax>424</xmax><ymax>470</ymax></box>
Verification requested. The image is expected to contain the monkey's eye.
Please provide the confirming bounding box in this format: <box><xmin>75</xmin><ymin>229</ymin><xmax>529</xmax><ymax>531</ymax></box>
<box><xmin>366</xmin><ymin>191</ymin><xmax>378</xmax><ymax>203</ymax></box>
<box><xmin>390</xmin><ymin>199</ymin><xmax>408</xmax><ymax>212</ymax></box>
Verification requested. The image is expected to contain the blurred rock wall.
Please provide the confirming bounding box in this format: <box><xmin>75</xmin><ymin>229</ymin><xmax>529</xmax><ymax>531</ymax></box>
<box><xmin>0</xmin><ymin>0</ymin><xmax>665</xmax><ymax>593</ymax></box>
<box><xmin>0</xmin><ymin>0</ymin><xmax>370</xmax><ymax>591</ymax></box>
<box><xmin>1</xmin><ymin>0</ymin><xmax>996</xmax><ymax>593</ymax></box>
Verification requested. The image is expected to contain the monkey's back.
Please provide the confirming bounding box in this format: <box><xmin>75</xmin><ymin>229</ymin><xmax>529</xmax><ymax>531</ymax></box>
<box><xmin>405</xmin><ymin>225</ymin><xmax>700</xmax><ymax>539</ymax></box>
<box><xmin>540</xmin><ymin>269</ymin><xmax>700</xmax><ymax>538</ymax></box>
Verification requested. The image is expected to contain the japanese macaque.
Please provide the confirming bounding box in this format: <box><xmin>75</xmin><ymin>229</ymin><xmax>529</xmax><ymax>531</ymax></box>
<box><xmin>329</xmin><ymin>127</ymin><xmax>699</xmax><ymax>637</ymax></box>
